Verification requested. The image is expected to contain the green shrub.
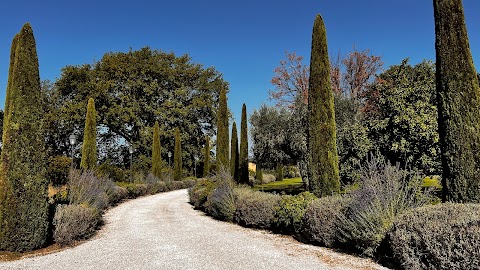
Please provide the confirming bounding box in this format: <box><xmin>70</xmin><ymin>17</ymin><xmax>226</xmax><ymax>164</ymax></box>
<box><xmin>387</xmin><ymin>203</ymin><xmax>480</xmax><ymax>270</ymax></box>
<box><xmin>68</xmin><ymin>170</ymin><xmax>115</xmax><ymax>210</ymax></box>
<box><xmin>53</xmin><ymin>204</ymin><xmax>101</xmax><ymax>246</ymax></box>
<box><xmin>188</xmin><ymin>179</ymin><xmax>216</xmax><ymax>209</ymax></box>
<box><xmin>205</xmin><ymin>170</ymin><xmax>236</xmax><ymax>221</ymax></box>
<box><xmin>299</xmin><ymin>195</ymin><xmax>350</xmax><ymax>247</ymax></box>
<box><xmin>115</xmin><ymin>182</ymin><xmax>149</xmax><ymax>198</ymax></box>
<box><xmin>335</xmin><ymin>156</ymin><xmax>433</xmax><ymax>257</ymax></box>
<box><xmin>47</xmin><ymin>156</ymin><xmax>72</xmax><ymax>186</ymax></box>
<box><xmin>182</xmin><ymin>178</ymin><xmax>197</xmax><ymax>188</ymax></box>
<box><xmin>107</xmin><ymin>186</ymin><xmax>129</xmax><ymax>205</ymax></box>
<box><xmin>96</xmin><ymin>162</ymin><xmax>127</xmax><ymax>182</ymax></box>
<box><xmin>168</xmin><ymin>181</ymin><xmax>186</xmax><ymax>191</ymax></box>
<box><xmin>262</xmin><ymin>173</ymin><xmax>276</xmax><ymax>184</ymax></box>
<box><xmin>274</xmin><ymin>191</ymin><xmax>316</xmax><ymax>233</ymax></box>
<box><xmin>233</xmin><ymin>187</ymin><xmax>281</xmax><ymax>229</ymax></box>
<box><xmin>276</xmin><ymin>164</ymin><xmax>284</xmax><ymax>182</ymax></box>
<box><xmin>148</xmin><ymin>181</ymin><xmax>168</xmax><ymax>194</ymax></box>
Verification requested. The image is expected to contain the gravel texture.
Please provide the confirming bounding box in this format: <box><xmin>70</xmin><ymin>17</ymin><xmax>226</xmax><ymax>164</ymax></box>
<box><xmin>0</xmin><ymin>189</ymin><xmax>389</xmax><ymax>270</ymax></box>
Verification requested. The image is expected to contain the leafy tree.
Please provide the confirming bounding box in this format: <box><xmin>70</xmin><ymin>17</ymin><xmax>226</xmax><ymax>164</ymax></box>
<box><xmin>174</xmin><ymin>127</ymin><xmax>182</xmax><ymax>181</ymax></box>
<box><xmin>152</xmin><ymin>121</ymin><xmax>162</xmax><ymax>178</ymax></box>
<box><xmin>48</xmin><ymin>47</ymin><xmax>227</xmax><ymax>172</ymax></box>
<box><xmin>203</xmin><ymin>136</ymin><xmax>210</xmax><ymax>177</ymax></box>
<box><xmin>230</xmin><ymin>122</ymin><xmax>239</xmax><ymax>182</ymax></box>
<box><xmin>239</xmin><ymin>104</ymin><xmax>249</xmax><ymax>184</ymax></box>
<box><xmin>80</xmin><ymin>98</ymin><xmax>97</xmax><ymax>170</ymax></box>
<box><xmin>365</xmin><ymin>59</ymin><xmax>440</xmax><ymax>175</ymax></box>
<box><xmin>216</xmin><ymin>88</ymin><xmax>229</xmax><ymax>170</ymax></box>
<box><xmin>434</xmin><ymin>0</ymin><xmax>480</xmax><ymax>202</ymax></box>
<box><xmin>307</xmin><ymin>14</ymin><xmax>340</xmax><ymax>197</ymax></box>
<box><xmin>0</xmin><ymin>24</ymin><xmax>48</xmax><ymax>251</ymax></box>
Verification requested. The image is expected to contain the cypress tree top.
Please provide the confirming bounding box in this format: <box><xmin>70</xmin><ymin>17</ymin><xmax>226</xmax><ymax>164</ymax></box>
<box><xmin>216</xmin><ymin>88</ymin><xmax>230</xmax><ymax>171</ymax></box>
<box><xmin>239</xmin><ymin>103</ymin><xmax>249</xmax><ymax>184</ymax></box>
<box><xmin>80</xmin><ymin>98</ymin><xmax>97</xmax><ymax>170</ymax></box>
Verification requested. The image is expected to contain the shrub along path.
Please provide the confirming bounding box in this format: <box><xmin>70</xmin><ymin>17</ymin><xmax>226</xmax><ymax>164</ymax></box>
<box><xmin>0</xmin><ymin>190</ymin><xmax>388</xmax><ymax>270</ymax></box>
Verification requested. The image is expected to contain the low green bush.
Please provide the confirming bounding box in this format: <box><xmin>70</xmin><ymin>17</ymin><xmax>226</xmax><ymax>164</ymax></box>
<box><xmin>107</xmin><ymin>186</ymin><xmax>129</xmax><ymax>205</ymax></box>
<box><xmin>274</xmin><ymin>191</ymin><xmax>316</xmax><ymax>233</ymax></box>
<box><xmin>188</xmin><ymin>179</ymin><xmax>216</xmax><ymax>209</ymax></box>
<box><xmin>299</xmin><ymin>195</ymin><xmax>350</xmax><ymax>247</ymax></box>
<box><xmin>53</xmin><ymin>204</ymin><xmax>100</xmax><ymax>246</ymax></box>
<box><xmin>233</xmin><ymin>187</ymin><xmax>281</xmax><ymax>229</ymax></box>
<box><xmin>148</xmin><ymin>181</ymin><xmax>168</xmax><ymax>194</ymax></box>
<box><xmin>47</xmin><ymin>156</ymin><xmax>72</xmax><ymax>186</ymax></box>
<box><xmin>96</xmin><ymin>162</ymin><xmax>127</xmax><ymax>182</ymax></box>
<box><xmin>183</xmin><ymin>178</ymin><xmax>197</xmax><ymax>188</ymax></box>
<box><xmin>205</xmin><ymin>170</ymin><xmax>236</xmax><ymax>221</ymax></box>
<box><xmin>168</xmin><ymin>181</ymin><xmax>186</xmax><ymax>190</ymax></box>
<box><xmin>387</xmin><ymin>203</ymin><xmax>480</xmax><ymax>270</ymax></box>
<box><xmin>115</xmin><ymin>182</ymin><xmax>149</xmax><ymax>198</ymax></box>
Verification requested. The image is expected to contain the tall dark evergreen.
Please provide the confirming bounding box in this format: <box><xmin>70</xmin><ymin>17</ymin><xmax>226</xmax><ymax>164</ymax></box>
<box><xmin>307</xmin><ymin>14</ymin><xmax>340</xmax><ymax>197</ymax></box>
<box><xmin>203</xmin><ymin>136</ymin><xmax>210</xmax><ymax>177</ymax></box>
<box><xmin>152</xmin><ymin>121</ymin><xmax>162</xmax><ymax>178</ymax></box>
<box><xmin>239</xmin><ymin>104</ymin><xmax>249</xmax><ymax>184</ymax></box>
<box><xmin>230</xmin><ymin>122</ymin><xmax>239</xmax><ymax>182</ymax></box>
<box><xmin>216</xmin><ymin>88</ymin><xmax>229</xmax><ymax>171</ymax></box>
<box><xmin>174</xmin><ymin>127</ymin><xmax>182</xmax><ymax>181</ymax></box>
<box><xmin>0</xmin><ymin>24</ymin><xmax>49</xmax><ymax>251</ymax></box>
<box><xmin>434</xmin><ymin>0</ymin><xmax>480</xmax><ymax>202</ymax></box>
<box><xmin>80</xmin><ymin>98</ymin><xmax>97</xmax><ymax>170</ymax></box>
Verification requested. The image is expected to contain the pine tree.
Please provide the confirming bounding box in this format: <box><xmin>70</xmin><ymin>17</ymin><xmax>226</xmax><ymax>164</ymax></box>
<box><xmin>216</xmin><ymin>88</ymin><xmax>230</xmax><ymax>171</ymax></box>
<box><xmin>203</xmin><ymin>136</ymin><xmax>210</xmax><ymax>177</ymax></box>
<box><xmin>80</xmin><ymin>98</ymin><xmax>97</xmax><ymax>170</ymax></box>
<box><xmin>434</xmin><ymin>0</ymin><xmax>480</xmax><ymax>202</ymax></box>
<box><xmin>231</xmin><ymin>122</ymin><xmax>239</xmax><ymax>182</ymax></box>
<box><xmin>174</xmin><ymin>127</ymin><xmax>182</xmax><ymax>181</ymax></box>
<box><xmin>239</xmin><ymin>103</ymin><xmax>249</xmax><ymax>184</ymax></box>
<box><xmin>307</xmin><ymin>14</ymin><xmax>340</xmax><ymax>197</ymax></box>
<box><xmin>152</xmin><ymin>121</ymin><xmax>162</xmax><ymax>178</ymax></box>
<box><xmin>0</xmin><ymin>23</ymin><xmax>49</xmax><ymax>251</ymax></box>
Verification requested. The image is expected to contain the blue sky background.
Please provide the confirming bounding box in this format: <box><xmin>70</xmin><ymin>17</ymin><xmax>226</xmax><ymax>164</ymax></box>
<box><xmin>1</xmin><ymin>0</ymin><xmax>479</xmax><ymax>126</ymax></box>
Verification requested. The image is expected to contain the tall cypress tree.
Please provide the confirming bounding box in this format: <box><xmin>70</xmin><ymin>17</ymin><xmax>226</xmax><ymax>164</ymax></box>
<box><xmin>434</xmin><ymin>0</ymin><xmax>480</xmax><ymax>202</ymax></box>
<box><xmin>152</xmin><ymin>121</ymin><xmax>162</xmax><ymax>178</ymax></box>
<box><xmin>239</xmin><ymin>103</ymin><xmax>249</xmax><ymax>184</ymax></box>
<box><xmin>80</xmin><ymin>98</ymin><xmax>97</xmax><ymax>170</ymax></box>
<box><xmin>203</xmin><ymin>136</ymin><xmax>210</xmax><ymax>177</ymax></box>
<box><xmin>216</xmin><ymin>88</ymin><xmax>230</xmax><ymax>171</ymax></box>
<box><xmin>174</xmin><ymin>127</ymin><xmax>182</xmax><ymax>181</ymax></box>
<box><xmin>231</xmin><ymin>122</ymin><xmax>239</xmax><ymax>182</ymax></box>
<box><xmin>0</xmin><ymin>23</ymin><xmax>49</xmax><ymax>251</ymax></box>
<box><xmin>307</xmin><ymin>14</ymin><xmax>340</xmax><ymax>197</ymax></box>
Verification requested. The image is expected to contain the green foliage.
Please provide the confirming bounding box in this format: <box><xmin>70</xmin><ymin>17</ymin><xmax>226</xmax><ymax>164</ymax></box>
<box><xmin>216</xmin><ymin>88</ymin><xmax>230</xmax><ymax>170</ymax></box>
<box><xmin>388</xmin><ymin>203</ymin><xmax>480</xmax><ymax>270</ymax></box>
<box><xmin>255</xmin><ymin>168</ymin><xmax>263</xmax><ymax>182</ymax></box>
<box><xmin>365</xmin><ymin>59</ymin><xmax>440</xmax><ymax>175</ymax></box>
<box><xmin>336</xmin><ymin>156</ymin><xmax>432</xmax><ymax>257</ymax></box>
<box><xmin>53</xmin><ymin>204</ymin><xmax>100</xmax><ymax>246</ymax></box>
<box><xmin>96</xmin><ymin>161</ymin><xmax>127</xmax><ymax>182</ymax></box>
<box><xmin>239</xmin><ymin>104</ymin><xmax>249</xmax><ymax>184</ymax></box>
<box><xmin>47</xmin><ymin>156</ymin><xmax>72</xmax><ymax>186</ymax></box>
<box><xmin>299</xmin><ymin>196</ymin><xmax>350</xmax><ymax>247</ymax></box>
<box><xmin>173</xmin><ymin>128</ymin><xmax>182</xmax><ymax>181</ymax></box>
<box><xmin>68</xmin><ymin>170</ymin><xmax>114</xmax><ymax>210</ymax></box>
<box><xmin>230</xmin><ymin>122</ymin><xmax>239</xmax><ymax>182</ymax></box>
<box><xmin>233</xmin><ymin>187</ymin><xmax>281</xmax><ymax>229</ymax></box>
<box><xmin>203</xmin><ymin>136</ymin><xmax>210</xmax><ymax>177</ymax></box>
<box><xmin>274</xmin><ymin>191</ymin><xmax>316</xmax><ymax>233</ymax></box>
<box><xmin>188</xmin><ymin>178</ymin><xmax>216</xmax><ymax>209</ymax></box>
<box><xmin>80</xmin><ymin>98</ymin><xmax>97</xmax><ymax>170</ymax></box>
<box><xmin>205</xmin><ymin>169</ymin><xmax>236</xmax><ymax>221</ymax></box>
<box><xmin>0</xmin><ymin>23</ymin><xmax>49</xmax><ymax>251</ymax></box>
<box><xmin>152</xmin><ymin>121</ymin><xmax>162</xmax><ymax>178</ymax></box>
<box><xmin>47</xmin><ymin>48</ymin><xmax>226</xmax><ymax>172</ymax></box>
<box><xmin>275</xmin><ymin>164</ymin><xmax>284</xmax><ymax>182</ymax></box>
<box><xmin>307</xmin><ymin>14</ymin><xmax>340</xmax><ymax>197</ymax></box>
<box><xmin>434</xmin><ymin>0</ymin><xmax>480</xmax><ymax>202</ymax></box>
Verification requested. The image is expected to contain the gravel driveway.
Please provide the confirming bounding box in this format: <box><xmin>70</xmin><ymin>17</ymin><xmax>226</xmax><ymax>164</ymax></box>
<box><xmin>0</xmin><ymin>189</ymin><xmax>389</xmax><ymax>270</ymax></box>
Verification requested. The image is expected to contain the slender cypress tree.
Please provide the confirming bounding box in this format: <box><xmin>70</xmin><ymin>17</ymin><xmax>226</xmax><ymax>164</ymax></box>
<box><xmin>0</xmin><ymin>23</ymin><xmax>49</xmax><ymax>251</ymax></box>
<box><xmin>216</xmin><ymin>88</ymin><xmax>230</xmax><ymax>171</ymax></box>
<box><xmin>80</xmin><ymin>98</ymin><xmax>97</xmax><ymax>170</ymax></box>
<box><xmin>203</xmin><ymin>136</ymin><xmax>211</xmax><ymax>177</ymax></box>
<box><xmin>239</xmin><ymin>103</ymin><xmax>249</xmax><ymax>184</ymax></box>
<box><xmin>434</xmin><ymin>0</ymin><xmax>480</xmax><ymax>202</ymax></box>
<box><xmin>174</xmin><ymin>127</ymin><xmax>182</xmax><ymax>181</ymax></box>
<box><xmin>152</xmin><ymin>121</ymin><xmax>162</xmax><ymax>178</ymax></box>
<box><xmin>230</xmin><ymin>122</ymin><xmax>239</xmax><ymax>182</ymax></box>
<box><xmin>307</xmin><ymin>14</ymin><xmax>340</xmax><ymax>197</ymax></box>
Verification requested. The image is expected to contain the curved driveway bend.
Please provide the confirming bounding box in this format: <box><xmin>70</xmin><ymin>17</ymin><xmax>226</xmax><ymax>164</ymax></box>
<box><xmin>0</xmin><ymin>189</ymin><xmax>389</xmax><ymax>270</ymax></box>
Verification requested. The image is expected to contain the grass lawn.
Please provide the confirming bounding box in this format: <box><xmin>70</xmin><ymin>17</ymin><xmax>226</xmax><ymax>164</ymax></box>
<box><xmin>253</xmin><ymin>177</ymin><xmax>304</xmax><ymax>194</ymax></box>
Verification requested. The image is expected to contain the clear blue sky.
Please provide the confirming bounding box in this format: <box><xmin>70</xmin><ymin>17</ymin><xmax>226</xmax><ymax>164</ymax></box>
<box><xmin>1</xmin><ymin>0</ymin><xmax>479</xmax><ymax>125</ymax></box>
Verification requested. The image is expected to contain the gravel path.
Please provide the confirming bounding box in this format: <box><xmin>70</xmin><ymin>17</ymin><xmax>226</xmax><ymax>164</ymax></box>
<box><xmin>0</xmin><ymin>189</ymin><xmax>389</xmax><ymax>270</ymax></box>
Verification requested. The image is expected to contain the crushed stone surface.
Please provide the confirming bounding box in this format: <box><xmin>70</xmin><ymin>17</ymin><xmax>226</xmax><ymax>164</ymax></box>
<box><xmin>0</xmin><ymin>189</ymin><xmax>390</xmax><ymax>270</ymax></box>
